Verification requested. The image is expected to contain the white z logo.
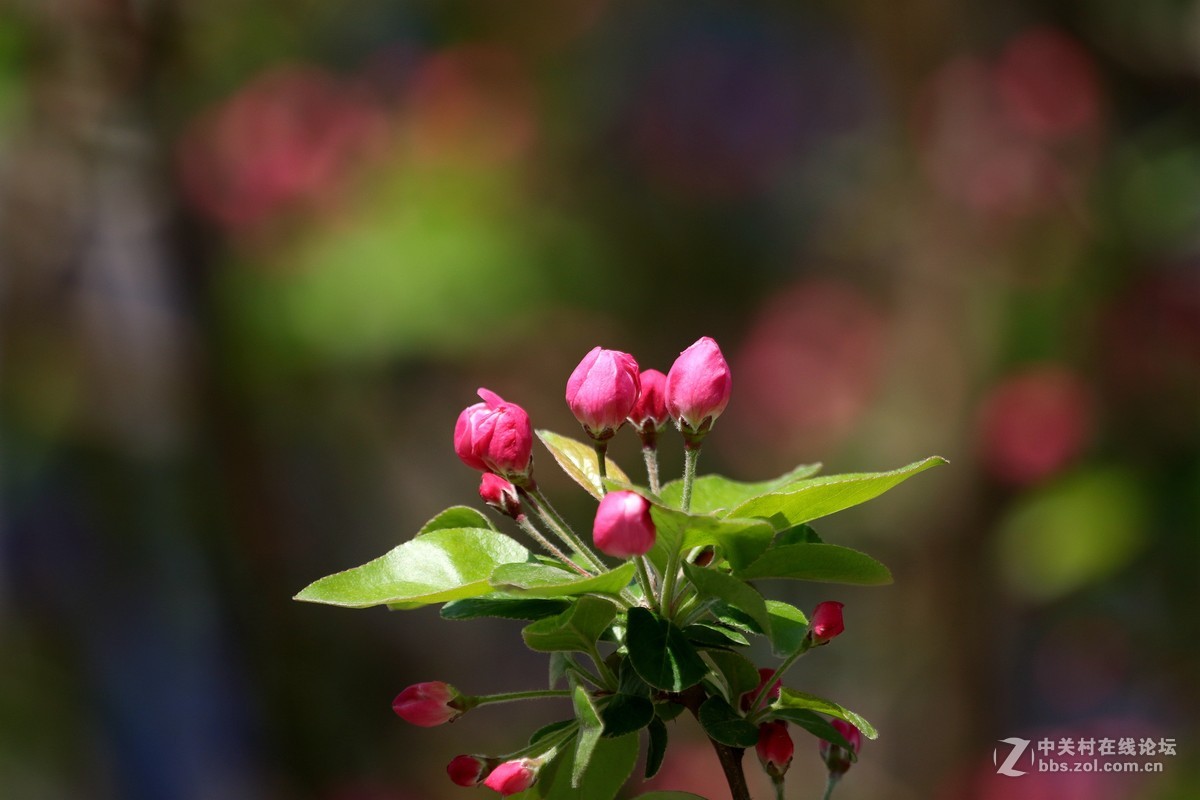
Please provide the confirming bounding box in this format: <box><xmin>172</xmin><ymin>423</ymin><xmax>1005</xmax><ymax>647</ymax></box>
<box><xmin>994</xmin><ymin>737</ymin><xmax>1032</xmax><ymax>777</ymax></box>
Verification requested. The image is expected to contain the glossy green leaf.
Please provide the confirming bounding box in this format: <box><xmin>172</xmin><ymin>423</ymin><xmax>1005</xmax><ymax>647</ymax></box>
<box><xmin>441</xmin><ymin>596</ymin><xmax>570</xmax><ymax>621</ymax></box>
<box><xmin>418</xmin><ymin>505</ymin><xmax>494</xmax><ymax>534</ymax></box>
<box><xmin>765</xmin><ymin>600</ymin><xmax>809</xmax><ymax>656</ymax></box>
<box><xmin>770</xmin><ymin>708</ymin><xmax>858</xmax><ymax>755</ymax></box>
<box><xmin>660</xmin><ymin>463</ymin><xmax>823</xmax><ymax>514</ymax></box>
<box><xmin>645</xmin><ymin>718</ymin><xmax>668</xmax><ymax>779</ymax></box>
<box><xmin>703</xmin><ymin>650</ymin><xmax>761</xmax><ymax>704</ymax></box>
<box><xmin>728</xmin><ymin>457</ymin><xmax>947</xmax><ymax>530</ymax></box>
<box><xmin>573</xmin><ymin>684</ymin><xmax>603</xmax><ymax>786</ymax></box>
<box><xmin>537</xmin><ymin>430</ymin><xmax>631</xmax><ymax>500</ymax></box>
<box><xmin>711</xmin><ymin>603</ymin><xmax>764</xmax><ymax>635</ymax></box>
<box><xmin>647</xmin><ymin>505</ymin><xmax>775</xmax><ymax>572</ymax></box>
<box><xmin>294</xmin><ymin>528</ymin><xmax>530</xmax><ymax>609</ymax></box>
<box><xmin>698</xmin><ymin>695</ymin><xmax>759</xmax><ymax>747</ymax></box>
<box><xmin>511</xmin><ymin>731</ymin><xmax>638</xmax><ymax>800</ymax></box>
<box><xmin>776</xmin><ymin>523</ymin><xmax>822</xmax><ymax>546</ymax></box>
<box><xmin>522</xmin><ymin>596</ymin><xmax>619</xmax><ymax>653</ymax></box>
<box><xmin>600</xmin><ymin>693</ymin><xmax>654</xmax><ymax>737</ymax></box>
<box><xmin>491</xmin><ymin>562</ymin><xmax>637</xmax><ymax>598</ymax></box>
<box><xmin>774</xmin><ymin>688</ymin><xmax>878</xmax><ymax>739</ymax></box>
<box><xmin>684</xmin><ymin>622</ymin><xmax>749</xmax><ymax>650</ymax></box>
<box><xmin>626</xmin><ymin>607</ymin><xmax>708</xmax><ymax>692</ymax></box>
<box><xmin>682</xmin><ymin>563</ymin><xmax>770</xmax><ymax>632</ymax></box>
<box><xmin>735</xmin><ymin>543</ymin><xmax>892</xmax><ymax>585</ymax></box>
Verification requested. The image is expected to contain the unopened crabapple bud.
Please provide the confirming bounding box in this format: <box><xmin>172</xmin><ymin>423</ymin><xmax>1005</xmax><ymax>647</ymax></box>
<box><xmin>483</xmin><ymin>758</ymin><xmax>540</xmax><ymax>796</ymax></box>
<box><xmin>666</xmin><ymin>336</ymin><xmax>731</xmax><ymax>442</ymax></box>
<box><xmin>810</xmin><ymin>601</ymin><xmax>845</xmax><ymax>645</ymax></box>
<box><xmin>479</xmin><ymin>473</ymin><xmax>522</xmax><ymax>519</ymax></box>
<box><xmin>566</xmin><ymin>347</ymin><xmax>641</xmax><ymax>440</ymax></box>
<box><xmin>392</xmin><ymin>681</ymin><xmax>470</xmax><ymax>727</ymax></box>
<box><xmin>756</xmin><ymin>720</ymin><xmax>795</xmax><ymax>779</ymax></box>
<box><xmin>592</xmin><ymin>490</ymin><xmax>656</xmax><ymax>558</ymax></box>
<box><xmin>819</xmin><ymin>719</ymin><xmax>862</xmax><ymax>776</ymax></box>
<box><xmin>628</xmin><ymin>368</ymin><xmax>669</xmax><ymax>434</ymax></box>
<box><xmin>454</xmin><ymin>389</ymin><xmax>535</xmax><ymax>484</ymax></box>
<box><xmin>447</xmin><ymin>754</ymin><xmax>493</xmax><ymax>787</ymax></box>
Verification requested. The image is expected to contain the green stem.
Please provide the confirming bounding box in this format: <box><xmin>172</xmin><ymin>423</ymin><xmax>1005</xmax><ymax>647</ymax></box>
<box><xmin>747</xmin><ymin>636</ymin><xmax>813</xmax><ymax>721</ymax></box>
<box><xmin>680</xmin><ymin>445</ymin><xmax>701</xmax><ymax>512</ymax></box>
<box><xmin>773</xmin><ymin>776</ymin><xmax>787</xmax><ymax>800</ymax></box>
<box><xmin>594</xmin><ymin>440</ymin><xmax>609</xmax><ymax>490</ymax></box>
<box><xmin>586</xmin><ymin>644</ymin><xmax>618</xmax><ymax>690</ymax></box>
<box><xmin>565</xmin><ymin>658</ymin><xmax>604</xmax><ymax>690</ymax></box>
<box><xmin>523</xmin><ymin>487</ymin><xmax>607</xmax><ymax>573</ymax></box>
<box><xmin>641</xmin><ymin>435</ymin><xmax>661</xmax><ymax>494</ymax></box>
<box><xmin>516</xmin><ymin>515</ymin><xmax>589</xmax><ymax>576</ymax></box>
<box><xmin>476</xmin><ymin>689</ymin><xmax>573</xmax><ymax>706</ymax></box>
<box><xmin>634</xmin><ymin>555</ymin><xmax>656</xmax><ymax>607</ymax></box>
<box><xmin>504</xmin><ymin>722</ymin><xmax>579</xmax><ymax>760</ymax></box>
<box><xmin>659</xmin><ymin>547</ymin><xmax>682</xmax><ymax>619</ymax></box>
<box><xmin>822</xmin><ymin>774</ymin><xmax>841</xmax><ymax>800</ymax></box>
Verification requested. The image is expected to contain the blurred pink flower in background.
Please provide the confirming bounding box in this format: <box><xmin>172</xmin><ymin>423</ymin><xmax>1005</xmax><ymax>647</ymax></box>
<box><xmin>177</xmin><ymin>65</ymin><xmax>387</xmax><ymax>231</ymax></box>
<box><xmin>404</xmin><ymin>45</ymin><xmax>537</xmax><ymax>165</ymax></box>
<box><xmin>915</xmin><ymin>27</ymin><xmax>1103</xmax><ymax>219</ymax></box>
<box><xmin>976</xmin><ymin>365</ymin><xmax>1094</xmax><ymax>486</ymax></box>
<box><xmin>727</xmin><ymin>280</ymin><xmax>886</xmax><ymax>462</ymax></box>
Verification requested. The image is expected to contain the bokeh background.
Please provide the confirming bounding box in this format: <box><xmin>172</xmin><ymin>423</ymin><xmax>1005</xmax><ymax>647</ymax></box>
<box><xmin>2</xmin><ymin>0</ymin><xmax>1198</xmax><ymax>798</ymax></box>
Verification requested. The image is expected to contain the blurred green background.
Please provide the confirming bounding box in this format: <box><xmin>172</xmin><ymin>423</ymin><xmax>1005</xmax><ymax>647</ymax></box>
<box><xmin>1</xmin><ymin>1</ymin><xmax>1197</xmax><ymax>798</ymax></box>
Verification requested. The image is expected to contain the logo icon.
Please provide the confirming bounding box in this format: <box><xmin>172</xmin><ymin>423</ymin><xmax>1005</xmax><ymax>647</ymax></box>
<box><xmin>994</xmin><ymin>737</ymin><xmax>1033</xmax><ymax>777</ymax></box>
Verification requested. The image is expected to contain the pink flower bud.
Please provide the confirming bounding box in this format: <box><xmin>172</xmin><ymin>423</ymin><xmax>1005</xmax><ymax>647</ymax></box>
<box><xmin>592</xmin><ymin>490</ymin><xmax>656</xmax><ymax>558</ymax></box>
<box><xmin>741</xmin><ymin>667</ymin><xmax>782</xmax><ymax>711</ymax></box>
<box><xmin>447</xmin><ymin>755</ymin><xmax>491</xmax><ymax>787</ymax></box>
<box><xmin>628</xmin><ymin>368</ymin><xmax>670</xmax><ymax>433</ymax></box>
<box><xmin>666</xmin><ymin>336</ymin><xmax>732</xmax><ymax>437</ymax></box>
<box><xmin>810</xmin><ymin>601</ymin><xmax>845</xmax><ymax>644</ymax></box>
<box><xmin>392</xmin><ymin>681</ymin><xmax>466</xmax><ymax>727</ymax></box>
<box><xmin>479</xmin><ymin>473</ymin><xmax>522</xmax><ymax>519</ymax></box>
<box><xmin>454</xmin><ymin>389</ymin><xmax>535</xmax><ymax>483</ymax></box>
<box><xmin>819</xmin><ymin>719</ymin><xmax>862</xmax><ymax>776</ymax></box>
<box><xmin>483</xmin><ymin>758</ymin><xmax>539</xmax><ymax>796</ymax></box>
<box><xmin>566</xmin><ymin>347</ymin><xmax>641</xmax><ymax>439</ymax></box>
<box><xmin>756</xmin><ymin>720</ymin><xmax>794</xmax><ymax>778</ymax></box>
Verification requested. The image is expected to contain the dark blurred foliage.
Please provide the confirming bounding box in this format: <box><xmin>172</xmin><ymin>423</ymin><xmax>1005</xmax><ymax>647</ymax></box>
<box><xmin>1</xmin><ymin>0</ymin><xmax>1198</xmax><ymax>798</ymax></box>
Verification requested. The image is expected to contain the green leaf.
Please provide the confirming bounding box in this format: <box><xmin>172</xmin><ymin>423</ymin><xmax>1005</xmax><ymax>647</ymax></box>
<box><xmin>529</xmin><ymin>719</ymin><xmax>576</xmax><ymax>745</ymax></box>
<box><xmin>710</xmin><ymin>603</ymin><xmax>764</xmax><ymax>635</ymax></box>
<box><xmin>735</xmin><ymin>543</ymin><xmax>892</xmax><ymax>585</ymax></box>
<box><xmin>600</xmin><ymin>693</ymin><xmax>654</xmax><ymax>737</ymax></box>
<box><xmin>769</xmin><ymin>708</ymin><xmax>858</xmax><ymax>755</ymax></box>
<box><xmin>572</xmin><ymin>684</ymin><xmax>603</xmax><ymax>787</ymax></box>
<box><xmin>659</xmin><ymin>463</ymin><xmax>823</xmax><ymax>514</ymax></box>
<box><xmin>684</xmin><ymin>622</ymin><xmax>749</xmax><ymax>650</ymax></box>
<box><xmin>645</xmin><ymin>718</ymin><xmax>668</xmax><ymax>779</ymax></box>
<box><xmin>626</xmin><ymin>607</ymin><xmax>708</xmax><ymax>691</ymax></box>
<box><xmin>418</xmin><ymin>505</ymin><xmax>494</xmax><ymax>534</ymax></box>
<box><xmin>537</xmin><ymin>430</ymin><xmax>631</xmax><ymax>500</ymax></box>
<box><xmin>294</xmin><ymin>528</ymin><xmax>530</xmax><ymax>609</ymax></box>
<box><xmin>647</xmin><ymin>505</ymin><xmax>776</xmax><ymax>572</ymax></box>
<box><xmin>698</xmin><ymin>695</ymin><xmax>759</xmax><ymax>747</ymax></box>
<box><xmin>728</xmin><ymin>456</ymin><xmax>947</xmax><ymax>530</ymax></box>
<box><xmin>441</xmin><ymin>597</ymin><xmax>570</xmax><ymax>621</ymax></box>
<box><xmin>765</xmin><ymin>600</ymin><xmax>809</xmax><ymax>656</ymax></box>
<box><xmin>545</xmin><ymin>733</ymin><xmax>639</xmax><ymax>800</ymax></box>
<box><xmin>654</xmin><ymin>701</ymin><xmax>685</xmax><ymax>721</ymax></box>
<box><xmin>491</xmin><ymin>562</ymin><xmax>637</xmax><ymax>598</ymax></box>
<box><xmin>702</xmin><ymin>650</ymin><xmax>761</xmax><ymax>704</ymax></box>
<box><xmin>774</xmin><ymin>688</ymin><xmax>878</xmax><ymax>740</ymax></box>
<box><xmin>776</xmin><ymin>523</ymin><xmax>822</xmax><ymax>545</ymax></box>
<box><xmin>682</xmin><ymin>563</ymin><xmax>770</xmax><ymax>633</ymax></box>
<box><xmin>522</xmin><ymin>596</ymin><xmax>619</xmax><ymax>653</ymax></box>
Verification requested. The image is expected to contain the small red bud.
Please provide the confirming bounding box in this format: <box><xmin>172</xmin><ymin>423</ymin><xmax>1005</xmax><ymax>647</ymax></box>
<box><xmin>483</xmin><ymin>758</ymin><xmax>540</xmax><ymax>795</ymax></box>
<box><xmin>628</xmin><ymin>368</ymin><xmax>669</xmax><ymax>433</ymax></box>
<box><xmin>810</xmin><ymin>601</ymin><xmax>845</xmax><ymax>644</ymax></box>
<box><xmin>819</xmin><ymin>719</ymin><xmax>862</xmax><ymax>776</ymax></box>
<box><xmin>479</xmin><ymin>473</ymin><xmax>522</xmax><ymax>518</ymax></box>
<box><xmin>447</xmin><ymin>755</ymin><xmax>490</xmax><ymax>787</ymax></box>
<box><xmin>756</xmin><ymin>720</ymin><xmax>794</xmax><ymax>778</ymax></box>
<box><xmin>566</xmin><ymin>347</ymin><xmax>641</xmax><ymax>440</ymax></box>
<box><xmin>453</xmin><ymin>389</ymin><xmax>535</xmax><ymax>483</ymax></box>
<box><xmin>592</xmin><ymin>491</ymin><xmax>656</xmax><ymax>558</ymax></box>
<box><xmin>392</xmin><ymin>681</ymin><xmax>466</xmax><ymax>727</ymax></box>
<box><xmin>666</xmin><ymin>336</ymin><xmax>731</xmax><ymax>439</ymax></box>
